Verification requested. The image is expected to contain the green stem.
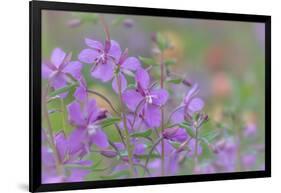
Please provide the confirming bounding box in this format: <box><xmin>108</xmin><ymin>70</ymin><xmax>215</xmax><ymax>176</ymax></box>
<box><xmin>60</xmin><ymin>98</ymin><xmax>67</xmax><ymax>133</ymax></box>
<box><xmin>114</xmin><ymin>123</ymin><xmax>126</xmax><ymax>146</ymax></box>
<box><xmin>116</xmin><ymin>74</ymin><xmax>135</xmax><ymax>177</ymax></box>
<box><xmin>145</xmin><ymin>137</ymin><xmax>163</xmax><ymax>169</ymax></box>
<box><xmin>194</xmin><ymin>125</ymin><xmax>199</xmax><ymax>169</ymax></box>
<box><xmin>42</xmin><ymin>88</ymin><xmax>63</xmax><ymax>175</ymax></box>
<box><xmin>87</xmin><ymin>89</ymin><xmax>120</xmax><ymax>116</ymax></box>
<box><xmin>99</xmin><ymin>15</ymin><xmax>110</xmax><ymax>41</ymax></box>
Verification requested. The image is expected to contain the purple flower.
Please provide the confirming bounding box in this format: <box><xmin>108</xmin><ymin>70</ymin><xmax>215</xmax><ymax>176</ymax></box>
<box><xmin>42</xmin><ymin>48</ymin><xmax>82</xmax><ymax>96</ymax></box>
<box><xmin>171</xmin><ymin>83</ymin><xmax>205</xmax><ymax>124</ymax></box>
<box><xmin>122</xmin><ymin>68</ymin><xmax>169</xmax><ymax>127</ymax></box>
<box><xmin>110</xmin><ymin>140</ymin><xmax>146</xmax><ymax>172</ymax></box>
<box><xmin>243</xmin><ymin>122</ymin><xmax>257</xmax><ymax>137</ymax></box>
<box><xmin>78</xmin><ymin>38</ymin><xmax>122</xmax><ymax>82</ymax></box>
<box><xmin>163</xmin><ymin>127</ymin><xmax>202</xmax><ymax>156</ymax></box>
<box><xmin>242</xmin><ymin>154</ymin><xmax>256</xmax><ymax>169</ymax></box>
<box><xmin>115</xmin><ymin>140</ymin><xmax>146</xmax><ymax>159</ymax></box>
<box><xmin>213</xmin><ymin>139</ymin><xmax>237</xmax><ymax>172</ymax></box>
<box><xmin>73</xmin><ymin>77</ymin><xmax>88</xmax><ymax>102</ymax></box>
<box><xmin>148</xmin><ymin>140</ymin><xmax>178</xmax><ymax>176</ymax></box>
<box><xmin>111</xmin><ymin>49</ymin><xmax>141</xmax><ymax>93</ymax></box>
<box><xmin>119</xmin><ymin>113</ymin><xmax>147</xmax><ymax>132</ymax></box>
<box><xmin>67</xmin><ymin>99</ymin><xmax>109</xmax><ymax>151</ymax></box>
<box><xmin>42</xmin><ymin>132</ymin><xmax>92</xmax><ymax>183</ymax></box>
<box><xmin>163</xmin><ymin>127</ymin><xmax>188</xmax><ymax>143</ymax></box>
<box><xmin>123</xmin><ymin>18</ymin><xmax>134</xmax><ymax>28</ymax></box>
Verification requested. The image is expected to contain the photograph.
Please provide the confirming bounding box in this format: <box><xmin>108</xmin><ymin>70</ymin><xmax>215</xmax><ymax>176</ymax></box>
<box><xmin>41</xmin><ymin>10</ymin><xmax>266</xmax><ymax>183</ymax></box>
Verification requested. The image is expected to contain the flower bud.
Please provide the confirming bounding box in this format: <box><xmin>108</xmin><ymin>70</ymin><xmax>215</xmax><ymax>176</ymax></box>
<box><xmin>123</xmin><ymin>19</ymin><xmax>134</xmax><ymax>28</ymax></box>
<box><xmin>100</xmin><ymin>150</ymin><xmax>118</xmax><ymax>158</ymax></box>
<box><xmin>162</xmin><ymin>127</ymin><xmax>179</xmax><ymax>139</ymax></box>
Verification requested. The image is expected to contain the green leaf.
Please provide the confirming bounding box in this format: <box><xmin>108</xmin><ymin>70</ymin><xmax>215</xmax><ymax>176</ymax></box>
<box><xmin>202</xmin><ymin>131</ymin><xmax>220</xmax><ymax>142</ymax></box>
<box><xmin>48</xmin><ymin>83</ymin><xmax>78</xmax><ymax>98</ymax></box>
<box><xmin>101</xmin><ymin>117</ymin><xmax>121</xmax><ymax>128</ymax></box>
<box><xmin>179</xmin><ymin>123</ymin><xmax>195</xmax><ymax>138</ymax></box>
<box><xmin>169</xmin><ymin>141</ymin><xmax>181</xmax><ymax>149</ymax></box>
<box><xmin>130</xmin><ymin>129</ymin><xmax>152</xmax><ymax>138</ymax></box>
<box><xmin>198</xmin><ymin>138</ymin><xmax>214</xmax><ymax>159</ymax></box>
<box><xmin>127</xmin><ymin>84</ymin><xmax>135</xmax><ymax>89</ymax></box>
<box><xmin>156</xmin><ymin>32</ymin><xmax>169</xmax><ymax>51</ymax></box>
<box><xmin>164</xmin><ymin>59</ymin><xmax>176</xmax><ymax>66</ymax></box>
<box><xmin>92</xmin><ymin>158</ymin><xmax>103</xmax><ymax>169</ymax></box>
<box><xmin>166</xmin><ymin>78</ymin><xmax>182</xmax><ymax>84</ymax></box>
<box><xmin>139</xmin><ymin>56</ymin><xmax>157</xmax><ymax>66</ymax></box>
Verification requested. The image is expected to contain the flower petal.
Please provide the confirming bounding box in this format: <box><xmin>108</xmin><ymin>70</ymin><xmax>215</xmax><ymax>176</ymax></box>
<box><xmin>172</xmin><ymin>128</ymin><xmax>188</xmax><ymax>142</ymax></box>
<box><xmin>69</xmin><ymin>130</ymin><xmax>87</xmax><ymax>156</ymax></box>
<box><xmin>63</xmin><ymin>61</ymin><xmax>82</xmax><ymax>79</ymax></box>
<box><xmin>184</xmin><ymin>83</ymin><xmax>199</xmax><ymax>104</ymax></box>
<box><xmin>108</xmin><ymin>40</ymin><xmax>122</xmax><ymax>61</ymax></box>
<box><xmin>51</xmin><ymin>48</ymin><xmax>66</xmax><ymax>68</ymax></box>
<box><xmin>74</xmin><ymin>78</ymin><xmax>88</xmax><ymax>101</ymax></box>
<box><xmin>188</xmin><ymin>97</ymin><xmax>204</xmax><ymax>112</ymax></box>
<box><xmin>54</xmin><ymin>132</ymin><xmax>68</xmax><ymax>160</ymax></box>
<box><xmin>50</xmin><ymin>73</ymin><xmax>66</xmax><ymax>89</ymax></box>
<box><xmin>136</xmin><ymin>68</ymin><xmax>150</xmax><ymax>89</ymax></box>
<box><xmin>74</xmin><ymin>86</ymin><xmax>87</xmax><ymax>102</ymax></box>
<box><xmin>122</xmin><ymin>89</ymin><xmax>143</xmax><ymax>111</ymax></box>
<box><xmin>85</xmin><ymin>100</ymin><xmax>100</xmax><ymax>124</ymax></box>
<box><xmin>90</xmin><ymin>129</ymin><xmax>109</xmax><ymax>149</ymax></box>
<box><xmin>112</xmin><ymin>73</ymin><xmax>127</xmax><ymax>94</ymax></box>
<box><xmin>171</xmin><ymin>107</ymin><xmax>184</xmax><ymax>124</ymax></box>
<box><xmin>133</xmin><ymin>142</ymin><xmax>146</xmax><ymax>155</ymax></box>
<box><xmin>150</xmin><ymin>88</ymin><xmax>169</xmax><ymax>106</ymax></box>
<box><xmin>42</xmin><ymin>63</ymin><xmax>53</xmax><ymax>79</ymax></box>
<box><xmin>42</xmin><ymin>146</ymin><xmax>55</xmax><ymax>167</ymax></box>
<box><xmin>144</xmin><ymin>105</ymin><xmax>161</xmax><ymax>127</ymax></box>
<box><xmin>78</xmin><ymin>48</ymin><xmax>99</xmax><ymax>64</ymax></box>
<box><xmin>68</xmin><ymin>128</ymin><xmax>88</xmax><ymax>156</ymax></box>
<box><xmin>85</xmin><ymin>38</ymin><xmax>104</xmax><ymax>50</ymax></box>
<box><xmin>122</xmin><ymin>57</ymin><xmax>141</xmax><ymax>71</ymax></box>
<box><xmin>67</xmin><ymin>102</ymin><xmax>86</xmax><ymax>127</ymax></box>
<box><xmin>91</xmin><ymin>61</ymin><xmax>114</xmax><ymax>82</ymax></box>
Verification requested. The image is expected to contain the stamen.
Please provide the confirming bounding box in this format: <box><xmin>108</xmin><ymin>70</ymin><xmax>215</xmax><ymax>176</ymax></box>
<box><xmin>87</xmin><ymin>124</ymin><xmax>99</xmax><ymax>135</ymax></box>
<box><xmin>145</xmin><ymin>94</ymin><xmax>158</xmax><ymax>104</ymax></box>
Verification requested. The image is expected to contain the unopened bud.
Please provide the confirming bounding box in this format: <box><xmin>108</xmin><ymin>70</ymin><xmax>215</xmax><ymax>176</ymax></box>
<box><xmin>162</xmin><ymin>127</ymin><xmax>179</xmax><ymax>139</ymax></box>
<box><xmin>100</xmin><ymin>150</ymin><xmax>118</xmax><ymax>158</ymax></box>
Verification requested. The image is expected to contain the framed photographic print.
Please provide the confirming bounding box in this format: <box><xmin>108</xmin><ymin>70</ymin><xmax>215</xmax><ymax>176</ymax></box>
<box><xmin>29</xmin><ymin>0</ymin><xmax>271</xmax><ymax>192</ymax></box>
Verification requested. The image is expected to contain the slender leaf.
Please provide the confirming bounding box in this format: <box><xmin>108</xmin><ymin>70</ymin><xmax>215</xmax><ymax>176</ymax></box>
<box><xmin>139</xmin><ymin>56</ymin><xmax>157</xmax><ymax>66</ymax></box>
<box><xmin>180</xmin><ymin>123</ymin><xmax>196</xmax><ymax>138</ymax></box>
<box><xmin>166</xmin><ymin>78</ymin><xmax>182</xmax><ymax>84</ymax></box>
<box><xmin>48</xmin><ymin>83</ymin><xmax>78</xmax><ymax>98</ymax></box>
<box><xmin>101</xmin><ymin>117</ymin><xmax>121</xmax><ymax>128</ymax></box>
<box><xmin>164</xmin><ymin>59</ymin><xmax>177</xmax><ymax>66</ymax></box>
<box><xmin>130</xmin><ymin>129</ymin><xmax>152</xmax><ymax>138</ymax></box>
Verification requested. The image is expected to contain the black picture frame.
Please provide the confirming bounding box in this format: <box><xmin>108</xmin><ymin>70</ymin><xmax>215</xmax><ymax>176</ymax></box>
<box><xmin>29</xmin><ymin>0</ymin><xmax>271</xmax><ymax>192</ymax></box>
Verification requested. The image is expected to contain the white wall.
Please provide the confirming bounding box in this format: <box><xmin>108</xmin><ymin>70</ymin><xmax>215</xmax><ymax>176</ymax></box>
<box><xmin>0</xmin><ymin>0</ymin><xmax>278</xmax><ymax>192</ymax></box>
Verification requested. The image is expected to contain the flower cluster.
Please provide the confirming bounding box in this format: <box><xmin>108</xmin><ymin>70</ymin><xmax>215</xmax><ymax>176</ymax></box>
<box><xmin>41</xmin><ymin>17</ymin><xmax>262</xmax><ymax>183</ymax></box>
